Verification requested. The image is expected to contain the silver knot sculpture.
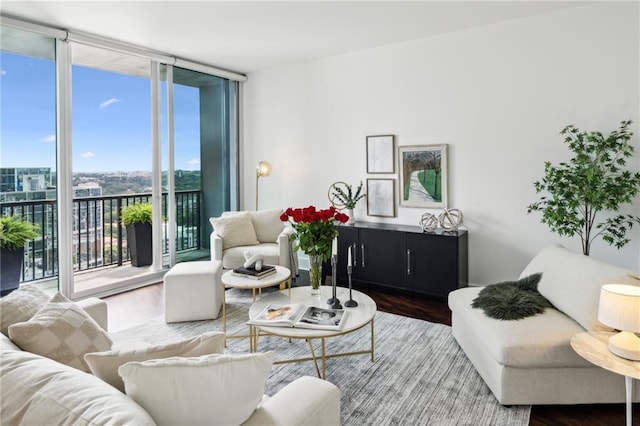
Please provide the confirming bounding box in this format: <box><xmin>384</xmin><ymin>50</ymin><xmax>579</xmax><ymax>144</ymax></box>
<box><xmin>420</xmin><ymin>208</ymin><xmax>464</xmax><ymax>233</ymax></box>
<box><xmin>419</xmin><ymin>213</ymin><xmax>439</xmax><ymax>233</ymax></box>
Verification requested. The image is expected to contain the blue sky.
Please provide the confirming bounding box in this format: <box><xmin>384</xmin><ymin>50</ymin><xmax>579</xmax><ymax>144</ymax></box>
<box><xmin>1</xmin><ymin>51</ymin><xmax>201</xmax><ymax>173</ymax></box>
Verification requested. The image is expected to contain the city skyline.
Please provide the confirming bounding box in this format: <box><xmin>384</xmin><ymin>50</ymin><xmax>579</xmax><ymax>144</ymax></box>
<box><xmin>1</xmin><ymin>50</ymin><xmax>202</xmax><ymax>173</ymax></box>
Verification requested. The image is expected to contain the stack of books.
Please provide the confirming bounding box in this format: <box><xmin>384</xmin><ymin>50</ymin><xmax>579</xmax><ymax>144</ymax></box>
<box><xmin>232</xmin><ymin>264</ymin><xmax>277</xmax><ymax>280</ymax></box>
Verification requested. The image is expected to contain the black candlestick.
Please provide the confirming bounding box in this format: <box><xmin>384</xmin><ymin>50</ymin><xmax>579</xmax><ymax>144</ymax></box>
<box><xmin>327</xmin><ymin>254</ymin><xmax>342</xmax><ymax>308</ymax></box>
<box><xmin>345</xmin><ymin>264</ymin><xmax>358</xmax><ymax>307</ymax></box>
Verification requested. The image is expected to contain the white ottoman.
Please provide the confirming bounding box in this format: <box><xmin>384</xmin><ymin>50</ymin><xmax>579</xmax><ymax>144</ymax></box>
<box><xmin>163</xmin><ymin>260</ymin><xmax>223</xmax><ymax>323</ymax></box>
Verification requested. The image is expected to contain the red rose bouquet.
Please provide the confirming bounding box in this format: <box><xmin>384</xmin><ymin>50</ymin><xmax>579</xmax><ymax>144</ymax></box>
<box><xmin>280</xmin><ymin>206</ymin><xmax>349</xmax><ymax>260</ymax></box>
<box><xmin>281</xmin><ymin>206</ymin><xmax>349</xmax><ymax>291</ymax></box>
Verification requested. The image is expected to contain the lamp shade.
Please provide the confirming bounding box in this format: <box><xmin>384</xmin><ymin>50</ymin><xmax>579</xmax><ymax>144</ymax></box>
<box><xmin>256</xmin><ymin>161</ymin><xmax>272</xmax><ymax>177</ymax></box>
<box><xmin>598</xmin><ymin>284</ymin><xmax>640</xmax><ymax>332</ymax></box>
<box><xmin>598</xmin><ymin>283</ymin><xmax>640</xmax><ymax>360</ymax></box>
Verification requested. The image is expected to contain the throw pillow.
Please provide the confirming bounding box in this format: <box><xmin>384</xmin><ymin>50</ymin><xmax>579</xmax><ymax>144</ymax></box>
<box><xmin>119</xmin><ymin>351</ymin><xmax>274</xmax><ymax>426</ymax></box>
<box><xmin>250</xmin><ymin>209</ymin><xmax>285</xmax><ymax>243</ymax></box>
<box><xmin>0</xmin><ymin>285</ymin><xmax>50</xmax><ymax>336</ymax></box>
<box><xmin>8</xmin><ymin>292</ymin><xmax>113</xmax><ymax>372</ymax></box>
<box><xmin>210</xmin><ymin>211</ymin><xmax>259</xmax><ymax>249</ymax></box>
<box><xmin>85</xmin><ymin>331</ymin><xmax>226</xmax><ymax>392</ymax></box>
<box><xmin>471</xmin><ymin>273</ymin><xmax>551</xmax><ymax>320</ymax></box>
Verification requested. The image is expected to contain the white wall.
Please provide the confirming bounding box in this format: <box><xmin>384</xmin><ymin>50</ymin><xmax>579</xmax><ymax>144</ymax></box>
<box><xmin>242</xmin><ymin>3</ymin><xmax>640</xmax><ymax>284</ymax></box>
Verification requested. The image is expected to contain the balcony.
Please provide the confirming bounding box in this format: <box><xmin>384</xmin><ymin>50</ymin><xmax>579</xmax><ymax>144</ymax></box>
<box><xmin>1</xmin><ymin>190</ymin><xmax>209</xmax><ymax>295</ymax></box>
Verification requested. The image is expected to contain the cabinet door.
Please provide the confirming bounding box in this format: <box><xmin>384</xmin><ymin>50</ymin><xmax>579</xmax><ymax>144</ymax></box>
<box><xmin>405</xmin><ymin>233</ymin><xmax>458</xmax><ymax>298</ymax></box>
<box><xmin>335</xmin><ymin>226</ymin><xmax>359</xmax><ymax>283</ymax></box>
<box><xmin>358</xmin><ymin>228</ymin><xmax>404</xmax><ymax>288</ymax></box>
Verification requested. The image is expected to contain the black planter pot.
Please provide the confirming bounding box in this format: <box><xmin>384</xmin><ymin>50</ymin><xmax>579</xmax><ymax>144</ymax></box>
<box><xmin>1</xmin><ymin>247</ymin><xmax>24</xmax><ymax>297</ymax></box>
<box><xmin>126</xmin><ymin>223</ymin><xmax>152</xmax><ymax>267</ymax></box>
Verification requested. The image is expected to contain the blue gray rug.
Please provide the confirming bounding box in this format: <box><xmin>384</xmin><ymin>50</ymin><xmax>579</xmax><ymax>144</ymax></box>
<box><xmin>114</xmin><ymin>287</ymin><xmax>531</xmax><ymax>425</ymax></box>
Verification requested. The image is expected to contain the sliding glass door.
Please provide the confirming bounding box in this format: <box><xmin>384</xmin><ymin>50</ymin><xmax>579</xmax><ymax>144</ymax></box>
<box><xmin>69</xmin><ymin>43</ymin><xmax>157</xmax><ymax>296</ymax></box>
<box><xmin>0</xmin><ymin>26</ymin><xmax>58</xmax><ymax>294</ymax></box>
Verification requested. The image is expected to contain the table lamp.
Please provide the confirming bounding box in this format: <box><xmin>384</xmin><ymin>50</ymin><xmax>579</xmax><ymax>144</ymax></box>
<box><xmin>597</xmin><ymin>283</ymin><xmax>640</xmax><ymax>361</ymax></box>
<box><xmin>255</xmin><ymin>161</ymin><xmax>272</xmax><ymax>210</ymax></box>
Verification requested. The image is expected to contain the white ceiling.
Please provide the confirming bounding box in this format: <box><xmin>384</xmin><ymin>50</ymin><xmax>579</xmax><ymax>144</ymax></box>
<box><xmin>1</xmin><ymin>1</ymin><xmax>588</xmax><ymax>75</ymax></box>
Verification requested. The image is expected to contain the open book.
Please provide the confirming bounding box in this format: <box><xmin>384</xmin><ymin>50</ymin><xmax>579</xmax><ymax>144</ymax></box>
<box><xmin>248</xmin><ymin>303</ymin><xmax>347</xmax><ymax>331</ymax></box>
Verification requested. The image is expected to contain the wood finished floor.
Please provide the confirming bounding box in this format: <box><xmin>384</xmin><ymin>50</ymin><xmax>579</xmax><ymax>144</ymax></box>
<box><xmin>104</xmin><ymin>283</ymin><xmax>639</xmax><ymax>425</ymax></box>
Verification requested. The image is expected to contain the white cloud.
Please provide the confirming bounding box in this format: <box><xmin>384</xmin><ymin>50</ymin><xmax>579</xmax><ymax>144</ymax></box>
<box><xmin>41</xmin><ymin>134</ymin><xmax>56</xmax><ymax>143</ymax></box>
<box><xmin>188</xmin><ymin>158</ymin><xmax>200</xmax><ymax>168</ymax></box>
<box><xmin>0</xmin><ymin>70</ymin><xmax>6</xmax><ymax>76</ymax></box>
<box><xmin>99</xmin><ymin>98</ymin><xmax>120</xmax><ymax>109</ymax></box>
<box><xmin>82</xmin><ymin>151</ymin><xmax>95</xmax><ymax>159</ymax></box>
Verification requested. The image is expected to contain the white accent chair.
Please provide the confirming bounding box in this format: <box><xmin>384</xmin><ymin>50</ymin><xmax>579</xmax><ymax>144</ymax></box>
<box><xmin>210</xmin><ymin>209</ymin><xmax>295</xmax><ymax>271</ymax></box>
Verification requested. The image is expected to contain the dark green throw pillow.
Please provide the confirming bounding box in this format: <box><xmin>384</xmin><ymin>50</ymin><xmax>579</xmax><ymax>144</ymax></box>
<box><xmin>471</xmin><ymin>273</ymin><xmax>552</xmax><ymax>320</ymax></box>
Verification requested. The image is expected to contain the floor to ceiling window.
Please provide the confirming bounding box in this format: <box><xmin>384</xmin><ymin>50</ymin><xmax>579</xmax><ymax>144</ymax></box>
<box><xmin>69</xmin><ymin>43</ymin><xmax>156</xmax><ymax>296</ymax></box>
<box><xmin>1</xmin><ymin>18</ymin><xmax>241</xmax><ymax>298</ymax></box>
<box><xmin>0</xmin><ymin>26</ymin><xmax>58</xmax><ymax>293</ymax></box>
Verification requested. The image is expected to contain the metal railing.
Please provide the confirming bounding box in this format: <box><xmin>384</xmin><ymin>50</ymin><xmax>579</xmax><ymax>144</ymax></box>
<box><xmin>1</xmin><ymin>190</ymin><xmax>202</xmax><ymax>283</ymax></box>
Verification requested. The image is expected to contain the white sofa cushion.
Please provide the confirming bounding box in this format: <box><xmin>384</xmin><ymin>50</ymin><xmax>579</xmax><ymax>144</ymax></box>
<box><xmin>210</xmin><ymin>211</ymin><xmax>259</xmax><ymax>249</ymax></box>
<box><xmin>519</xmin><ymin>244</ymin><xmax>636</xmax><ymax>331</ymax></box>
<box><xmin>0</xmin><ymin>285</ymin><xmax>50</xmax><ymax>336</ymax></box>
<box><xmin>85</xmin><ymin>331</ymin><xmax>225</xmax><ymax>392</ymax></box>
<box><xmin>8</xmin><ymin>293</ymin><xmax>113</xmax><ymax>372</ymax></box>
<box><xmin>250</xmin><ymin>209</ymin><xmax>285</xmax><ymax>243</ymax></box>
<box><xmin>449</xmin><ymin>286</ymin><xmax>591</xmax><ymax>368</ymax></box>
<box><xmin>119</xmin><ymin>352</ymin><xmax>274</xmax><ymax>426</ymax></box>
<box><xmin>0</xmin><ymin>349</ymin><xmax>155</xmax><ymax>425</ymax></box>
<box><xmin>0</xmin><ymin>332</ymin><xmax>21</xmax><ymax>351</ymax></box>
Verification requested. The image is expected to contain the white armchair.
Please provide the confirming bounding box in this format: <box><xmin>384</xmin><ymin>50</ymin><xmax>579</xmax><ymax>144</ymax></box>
<box><xmin>210</xmin><ymin>209</ymin><xmax>296</xmax><ymax>271</ymax></box>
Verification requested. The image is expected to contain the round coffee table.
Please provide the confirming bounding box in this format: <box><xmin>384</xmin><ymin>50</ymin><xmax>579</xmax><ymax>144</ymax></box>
<box><xmin>221</xmin><ymin>265</ymin><xmax>291</xmax><ymax>340</ymax></box>
<box><xmin>249</xmin><ymin>285</ymin><xmax>377</xmax><ymax>379</ymax></box>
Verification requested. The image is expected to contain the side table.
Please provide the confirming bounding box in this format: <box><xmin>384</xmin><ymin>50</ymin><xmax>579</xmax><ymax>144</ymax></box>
<box><xmin>221</xmin><ymin>265</ymin><xmax>291</xmax><ymax>347</ymax></box>
<box><xmin>571</xmin><ymin>332</ymin><xmax>640</xmax><ymax>426</ymax></box>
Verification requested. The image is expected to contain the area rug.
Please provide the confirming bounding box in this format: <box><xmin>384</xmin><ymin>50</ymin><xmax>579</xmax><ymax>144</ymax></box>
<box><xmin>113</xmin><ymin>287</ymin><xmax>531</xmax><ymax>425</ymax></box>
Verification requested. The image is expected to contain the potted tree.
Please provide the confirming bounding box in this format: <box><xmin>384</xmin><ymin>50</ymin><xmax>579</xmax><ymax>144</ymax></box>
<box><xmin>120</xmin><ymin>203</ymin><xmax>153</xmax><ymax>267</ymax></box>
<box><xmin>528</xmin><ymin>120</ymin><xmax>640</xmax><ymax>255</ymax></box>
<box><xmin>0</xmin><ymin>215</ymin><xmax>39</xmax><ymax>296</ymax></box>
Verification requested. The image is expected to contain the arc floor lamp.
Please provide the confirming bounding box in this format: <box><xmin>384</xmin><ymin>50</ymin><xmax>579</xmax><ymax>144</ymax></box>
<box><xmin>256</xmin><ymin>161</ymin><xmax>272</xmax><ymax>210</ymax></box>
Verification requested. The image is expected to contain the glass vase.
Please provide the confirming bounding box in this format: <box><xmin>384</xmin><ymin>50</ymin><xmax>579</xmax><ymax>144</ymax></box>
<box><xmin>308</xmin><ymin>254</ymin><xmax>323</xmax><ymax>296</ymax></box>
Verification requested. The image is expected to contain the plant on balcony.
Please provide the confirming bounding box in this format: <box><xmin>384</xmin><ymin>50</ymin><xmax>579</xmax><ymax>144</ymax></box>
<box><xmin>527</xmin><ymin>120</ymin><xmax>640</xmax><ymax>256</ymax></box>
<box><xmin>0</xmin><ymin>215</ymin><xmax>39</xmax><ymax>296</ymax></box>
<box><xmin>120</xmin><ymin>203</ymin><xmax>153</xmax><ymax>267</ymax></box>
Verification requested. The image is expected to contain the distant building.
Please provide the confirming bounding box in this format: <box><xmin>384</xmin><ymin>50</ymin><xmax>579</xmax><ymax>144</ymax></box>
<box><xmin>0</xmin><ymin>167</ymin><xmax>55</xmax><ymax>202</ymax></box>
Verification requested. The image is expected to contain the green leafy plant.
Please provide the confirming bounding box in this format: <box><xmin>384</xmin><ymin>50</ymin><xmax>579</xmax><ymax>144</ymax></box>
<box><xmin>527</xmin><ymin>120</ymin><xmax>640</xmax><ymax>255</ymax></box>
<box><xmin>0</xmin><ymin>215</ymin><xmax>39</xmax><ymax>250</ymax></box>
<box><xmin>120</xmin><ymin>203</ymin><xmax>152</xmax><ymax>226</ymax></box>
<box><xmin>331</xmin><ymin>181</ymin><xmax>366</xmax><ymax>209</ymax></box>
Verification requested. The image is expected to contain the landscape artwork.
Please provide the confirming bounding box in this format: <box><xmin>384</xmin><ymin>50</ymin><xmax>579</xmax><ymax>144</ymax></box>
<box><xmin>398</xmin><ymin>144</ymin><xmax>448</xmax><ymax>208</ymax></box>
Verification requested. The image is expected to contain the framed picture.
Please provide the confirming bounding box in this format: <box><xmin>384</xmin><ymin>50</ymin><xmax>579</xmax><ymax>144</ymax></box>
<box><xmin>398</xmin><ymin>144</ymin><xmax>448</xmax><ymax>208</ymax></box>
<box><xmin>366</xmin><ymin>135</ymin><xmax>395</xmax><ymax>174</ymax></box>
<box><xmin>366</xmin><ymin>178</ymin><xmax>396</xmax><ymax>217</ymax></box>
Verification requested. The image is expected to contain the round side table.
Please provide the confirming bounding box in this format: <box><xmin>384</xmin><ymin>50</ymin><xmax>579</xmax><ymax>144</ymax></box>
<box><xmin>571</xmin><ymin>332</ymin><xmax>640</xmax><ymax>426</ymax></box>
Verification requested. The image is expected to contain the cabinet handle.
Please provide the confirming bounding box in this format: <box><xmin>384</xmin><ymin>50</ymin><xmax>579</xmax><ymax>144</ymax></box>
<box><xmin>361</xmin><ymin>243</ymin><xmax>366</xmax><ymax>268</ymax></box>
<box><xmin>407</xmin><ymin>249</ymin><xmax>411</xmax><ymax>275</ymax></box>
<box><xmin>350</xmin><ymin>243</ymin><xmax>357</xmax><ymax>267</ymax></box>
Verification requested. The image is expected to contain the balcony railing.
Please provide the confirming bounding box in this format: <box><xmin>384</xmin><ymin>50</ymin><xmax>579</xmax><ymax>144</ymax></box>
<box><xmin>1</xmin><ymin>190</ymin><xmax>202</xmax><ymax>283</ymax></box>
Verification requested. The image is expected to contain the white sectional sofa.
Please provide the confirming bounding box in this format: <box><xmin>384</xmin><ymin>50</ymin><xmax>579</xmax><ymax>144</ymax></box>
<box><xmin>448</xmin><ymin>244</ymin><xmax>640</xmax><ymax>405</ymax></box>
<box><xmin>1</xmin><ymin>290</ymin><xmax>340</xmax><ymax>425</ymax></box>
